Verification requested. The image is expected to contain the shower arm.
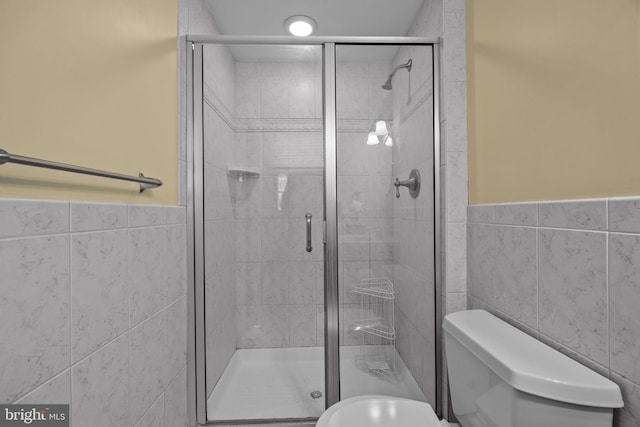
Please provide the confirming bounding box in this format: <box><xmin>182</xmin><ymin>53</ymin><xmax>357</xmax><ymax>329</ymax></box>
<box><xmin>389</xmin><ymin>59</ymin><xmax>412</xmax><ymax>77</ymax></box>
<box><xmin>382</xmin><ymin>59</ymin><xmax>413</xmax><ymax>89</ymax></box>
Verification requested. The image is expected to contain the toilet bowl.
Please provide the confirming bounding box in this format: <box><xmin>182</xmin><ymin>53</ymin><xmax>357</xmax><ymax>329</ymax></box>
<box><xmin>315</xmin><ymin>395</ymin><xmax>445</xmax><ymax>427</ymax></box>
<box><xmin>317</xmin><ymin>310</ymin><xmax>623</xmax><ymax>427</ymax></box>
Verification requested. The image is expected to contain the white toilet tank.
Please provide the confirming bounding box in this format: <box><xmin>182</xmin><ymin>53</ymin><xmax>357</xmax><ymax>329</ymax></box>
<box><xmin>443</xmin><ymin>310</ymin><xmax>623</xmax><ymax>427</ymax></box>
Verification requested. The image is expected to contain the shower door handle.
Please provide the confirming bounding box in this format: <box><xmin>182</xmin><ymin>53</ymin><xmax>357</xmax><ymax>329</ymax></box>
<box><xmin>305</xmin><ymin>213</ymin><xmax>313</xmax><ymax>252</ymax></box>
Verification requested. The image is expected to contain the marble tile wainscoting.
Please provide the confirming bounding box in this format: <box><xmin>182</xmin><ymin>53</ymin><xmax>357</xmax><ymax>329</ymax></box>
<box><xmin>467</xmin><ymin>198</ymin><xmax>640</xmax><ymax>426</ymax></box>
<box><xmin>0</xmin><ymin>199</ymin><xmax>188</xmax><ymax>427</ymax></box>
<box><xmin>388</xmin><ymin>42</ymin><xmax>437</xmax><ymax>404</ymax></box>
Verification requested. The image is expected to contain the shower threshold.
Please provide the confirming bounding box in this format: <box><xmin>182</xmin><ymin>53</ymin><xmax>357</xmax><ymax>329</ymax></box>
<box><xmin>206</xmin><ymin>345</ymin><xmax>426</xmax><ymax>422</ymax></box>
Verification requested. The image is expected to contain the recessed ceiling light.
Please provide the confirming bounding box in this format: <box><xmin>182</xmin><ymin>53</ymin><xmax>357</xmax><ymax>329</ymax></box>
<box><xmin>284</xmin><ymin>15</ymin><xmax>317</xmax><ymax>37</ymax></box>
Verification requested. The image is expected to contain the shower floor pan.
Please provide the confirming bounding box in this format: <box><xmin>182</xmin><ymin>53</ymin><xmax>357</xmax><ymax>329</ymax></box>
<box><xmin>207</xmin><ymin>345</ymin><xmax>426</xmax><ymax>421</ymax></box>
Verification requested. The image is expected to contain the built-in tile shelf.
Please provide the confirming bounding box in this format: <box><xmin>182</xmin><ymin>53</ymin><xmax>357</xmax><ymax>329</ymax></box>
<box><xmin>227</xmin><ymin>165</ymin><xmax>260</xmax><ymax>182</ymax></box>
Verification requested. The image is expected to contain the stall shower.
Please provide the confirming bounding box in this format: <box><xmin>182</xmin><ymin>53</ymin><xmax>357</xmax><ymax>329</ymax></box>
<box><xmin>189</xmin><ymin>40</ymin><xmax>439</xmax><ymax>424</ymax></box>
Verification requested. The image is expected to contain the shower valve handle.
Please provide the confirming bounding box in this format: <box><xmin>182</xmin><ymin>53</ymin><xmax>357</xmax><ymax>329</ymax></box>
<box><xmin>394</xmin><ymin>177</ymin><xmax>416</xmax><ymax>198</ymax></box>
<box><xmin>393</xmin><ymin>169</ymin><xmax>421</xmax><ymax>199</ymax></box>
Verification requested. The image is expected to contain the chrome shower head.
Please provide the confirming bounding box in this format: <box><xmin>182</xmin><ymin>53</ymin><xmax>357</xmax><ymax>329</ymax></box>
<box><xmin>381</xmin><ymin>58</ymin><xmax>412</xmax><ymax>90</ymax></box>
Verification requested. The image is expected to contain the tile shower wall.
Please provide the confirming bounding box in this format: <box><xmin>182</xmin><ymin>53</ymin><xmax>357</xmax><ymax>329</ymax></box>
<box><xmin>389</xmin><ymin>45</ymin><xmax>436</xmax><ymax>403</ymax></box>
<box><xmin>336</xmin><ymin>60</ymin><xmax>395</xmax><ymax>349</ymax></box>
<box><xmin>179</xmin><ymin>0</ymin><xmax>240</xmax><ymax>401</ymax></box>
<box><xmin>202</xmin><ymin>42</ymin><xmax>238</xmax><ymax>397</ymax></box>
<box><xmin>234</xmin><ymin>59</ymin><xmax>325</xmax><ymax>349</ymax></box>
<box><xmin>0</xmin><ymin>200</ymin><xmax>188</xmax><ymax>427</ymax></box>
<box><xmin>232</xmin><ymin>58</ymin><xmax>396</xmax><ymax>350</ymax></box>
<box><xmin>467</xmin><ymin>198</ymin><xmax>640</xmax><ymax>426</ymax></box>
<box><xmin>406</xmin><ymin>0</ymin><xmax>469</xmax><ymax>417</ymax></box>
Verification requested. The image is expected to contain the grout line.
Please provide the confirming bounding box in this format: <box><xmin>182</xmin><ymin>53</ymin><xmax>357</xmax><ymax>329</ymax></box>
<box><xmin>526</xmin><ymin>225</ymin><xmax>608</xmax><ymax>234</ymax></box>
<box><xmin>132</xmin><ymin>390</ymin><xmax>165</xmax><ymax>427</ymax></box>
<box><xmin>125</xmin><ymin>208</ymin><xmax>133</xmax><ymax>427</ymax></box>
<box><xmin>470</xmin><ymin>293</ymin><xmax>537</xmax><ymax>337</ymax></box>
<box><xmin>471</xmin><ymin>197</ymin><xmax>622</xmax><ymax>207</ymax></box>
<box><xmin>467</xmin><ymin>222</ymin><xmax>613</xmax><ymax>234</ymax></box>
<box><xmin>125</xmin><ymin>223</ymin><xmax>170</xmax><ymax>231</ymax></box>
<box><xmin>0</xmin><ymin>223</ymin><xmax>176</xmax><ymax>243</ymax></box>
<box><xmin>485</xmin><ymin>223</ymin><xmax>537</xmax><ymax>230</ymax></box>
<box><xmin>66</xmin><ymin>304</ymin><xmax>173</xmax><ymax>373</ymax></box>
<box><xmin>166</xmin><ymin>362</ymin><xmax>187</xmax><ymax>393</ymax></box>
<box><xmin>492</xmin><ymin>219</ymin><xmax>497</xmax><ymax>309</ymax></box>
<box><xmin>128</xmin><ymin>227</ymin><xmax>133</xmax><ymax>331</ymax></box>
<box><xmin>609</xmin><ymin>367</ymin><xmax>640</xmax><ymax>388</ymax></box>
<box><xmin>11</xmin><ymin>367</ymin><xmax>71</xmax><ymax>405</ymax></box>
<box><xmin>69</xmin><ymin>227</ymin><xmax>130</xmax><ymax>237</ymax></box>
<box><xmin>536</xmin><ymin>226</ymin><xmax>539</xmax><ymax>332</ymax></box>
<box><xmin>0</xmin><ymin>232</ymin><xmax>73</xmax><ymax>242</ymax></box>
<box><xmin>537</xmin><ymin>331</ymin><xmax>609</xmax><ymax>372</ymax></box>
<box><xmin>606</xmin><ymin>226</ymin><xmax>611</xmax><ymax>372</ymax></box>
<box><xmin>606</xmin><ymin>230</ymin><xmax>640</xmax><ymax>237</ymax></box>
<box><xmin>127</xmin><ymin>328</ymin><xmax>132</xmax><ymax>427</ymax></box>
<box><xmin>68</xmin><ymin>219</ymin><xmax>74</xmax><ymax>411</ymax></box>
<box><xmin>162</xmin><ymin>304</ymin><xmax>169</xmax><ymax>411</ymax></box>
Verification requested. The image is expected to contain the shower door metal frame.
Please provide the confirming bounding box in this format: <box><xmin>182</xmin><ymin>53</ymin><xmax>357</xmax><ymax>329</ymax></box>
<box><xmin>186</xmin><ymin>36</ymin><xmax>442</xmax><ymax>426</ymax></box>
<box><xmin>323</xmin><ymin>42</ymin><xmax>340</xmax><ymax>412</ymax></box>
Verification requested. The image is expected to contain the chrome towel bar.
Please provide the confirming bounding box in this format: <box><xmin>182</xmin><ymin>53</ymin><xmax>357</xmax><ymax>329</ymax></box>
<box><xmin>0</xmin><ymin>148</ymin><xmax>163</xmax><ymax>193</ymax></box>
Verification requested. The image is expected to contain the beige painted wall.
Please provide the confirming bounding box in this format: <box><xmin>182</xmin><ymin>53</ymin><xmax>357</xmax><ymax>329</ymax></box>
<box><xmin>0</xmin><ymin>0</ymin><xmax>177</xmax><ymax>204</ymax></box>
<box><xmin>467</xmin><ymin>0</ymin><xmax>640</xmax><ymax>204</ymax></box>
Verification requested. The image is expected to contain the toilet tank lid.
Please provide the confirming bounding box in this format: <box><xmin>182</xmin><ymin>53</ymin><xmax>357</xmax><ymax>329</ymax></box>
<box><xmin>443</xmin><ymin>310</ymin><xmax>623</xmax><ymax>408</ymax></box>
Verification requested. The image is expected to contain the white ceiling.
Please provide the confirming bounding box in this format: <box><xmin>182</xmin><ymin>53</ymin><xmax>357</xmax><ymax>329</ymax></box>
<box><xmin>205</xmin><ymin>0</ymin><xmax>424</xmax><ymax>37</ymax></box>
<box><xmin>203</xmin><ymin>0</ymin><xmax>424</xmax><ymax>61</ymax></box>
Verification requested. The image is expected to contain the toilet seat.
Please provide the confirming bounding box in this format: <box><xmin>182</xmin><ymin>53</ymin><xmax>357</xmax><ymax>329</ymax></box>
<box><xmin>316</xmin><ymin>395</ymin><xmax>442</xmax><ymax>427</ymax></box>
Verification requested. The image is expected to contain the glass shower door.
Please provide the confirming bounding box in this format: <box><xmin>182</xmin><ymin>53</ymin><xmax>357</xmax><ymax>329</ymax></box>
<box><xmin>334</xmin><ymin>44</ymin><xmax>436</xmax><ymax>405</ymax></box>
<box><xmin>193</xmin><ymin>40</ymin><xmax>439</xmax><ymax>424</ymax></box>
<box><xmin>198</xmin><ymin>43</ymin><xmax>326</xmax><ymax>423</ymax></box>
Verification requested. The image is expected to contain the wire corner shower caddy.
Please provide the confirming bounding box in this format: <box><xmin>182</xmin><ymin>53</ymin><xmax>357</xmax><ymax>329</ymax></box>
<box><xmin>352</xmin><ymin>277</ymin><xmax>397</xmax><ymax>379</ymax></box>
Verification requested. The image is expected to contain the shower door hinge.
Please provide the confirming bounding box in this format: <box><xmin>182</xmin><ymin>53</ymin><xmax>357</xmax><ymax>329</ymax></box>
<box><xmin>323</xmin><ymin>220</ymin><xmax>327</xmax><ymax>245</ymax></box>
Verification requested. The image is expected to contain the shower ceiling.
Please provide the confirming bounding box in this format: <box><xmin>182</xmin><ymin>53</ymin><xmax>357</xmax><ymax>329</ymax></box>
<box><xmin>204</xmin><ymin>0</ymin><xmax>424</xmax><ymax>61</ymax></box>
